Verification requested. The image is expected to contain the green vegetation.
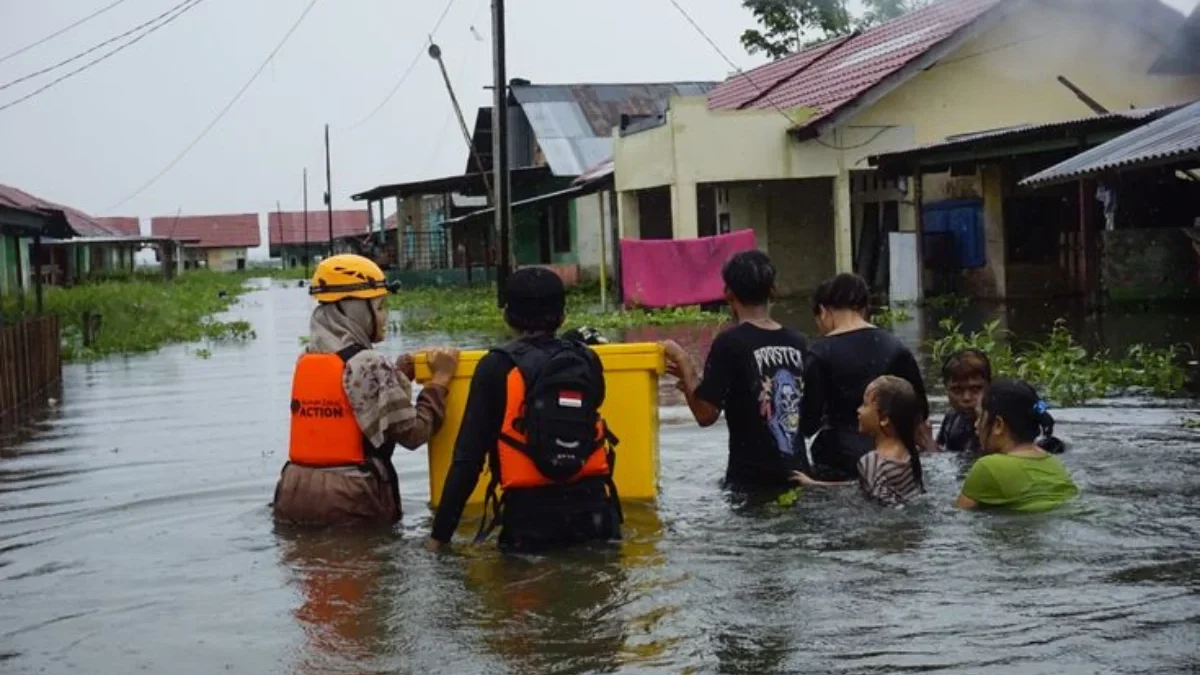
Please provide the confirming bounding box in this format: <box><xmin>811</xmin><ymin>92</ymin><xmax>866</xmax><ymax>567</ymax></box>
<box><xmin>929</xmin><ymin>319</ymin><xmax>1189</xmax><ymax>406</ymax></box>
<box><xmin>870</xmin><ymin>305</ymin><xmax>913</xmax><ymax>330</ymax></box>
<box><xmin>1</xmin><ymin>270</ymin><xmax>256</xmax><ymax>362</ymax></box>
<box><xmin>922</xmin><ymin>293</ymin><xmax>970</xmax><ymax>312</ymax></box>
<box><xmin>1182</xmin><ymin>416</ymin><xmax>1200</xmax><ymax>430</ymax></box>
<box><xmin>390</xmin><ymin>283</ymin><xmax>727</xmax><ymax>335</ymax></box>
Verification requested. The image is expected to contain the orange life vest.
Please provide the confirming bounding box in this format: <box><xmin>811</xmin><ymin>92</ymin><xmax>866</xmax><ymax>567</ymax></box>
<box><xmin>496</xmin><ymin>366</ymin><xmax>611</xmax><ymax>490</ymax></box>
<box><xmin>288</xmin><ymin>350</ymin><xmax>365</xmax><ymax>467</ymax></box>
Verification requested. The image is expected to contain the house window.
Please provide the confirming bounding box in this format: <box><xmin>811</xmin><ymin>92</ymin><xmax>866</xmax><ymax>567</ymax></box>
<box><xmin>551</xmin><ymin>201</ymin><xmax>571</xmax><ymax>253</ymax></box>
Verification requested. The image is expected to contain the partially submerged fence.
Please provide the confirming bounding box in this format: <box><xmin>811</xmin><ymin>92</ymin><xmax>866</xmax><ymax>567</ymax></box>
<box><xmin>0</xmin><ymin>314</ymin><xmax>62</xmax><ymax>424</ymax></box>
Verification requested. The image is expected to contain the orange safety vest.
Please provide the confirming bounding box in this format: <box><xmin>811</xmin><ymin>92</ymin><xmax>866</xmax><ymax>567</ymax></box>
<box><xmin>288</xmin><ymin>351</ymin><xmax>365</xmax><ymax>467</ymax></box>
<box><xmin>496</xmin><ymin>366</ymin><xmax>611</xmax><ymax>490</ymax></box>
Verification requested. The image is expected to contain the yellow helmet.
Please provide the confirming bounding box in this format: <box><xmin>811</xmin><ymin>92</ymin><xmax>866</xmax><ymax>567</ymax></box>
<box><xmin>309</xmin><ymin>254</ymin><xmax>396</xmax><ymax>303</ymax></box>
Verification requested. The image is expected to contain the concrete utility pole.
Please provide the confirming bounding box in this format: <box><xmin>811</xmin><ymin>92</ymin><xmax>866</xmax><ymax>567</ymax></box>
<box><xmin>491</xmin><ymin>0</ymin><xmax>511</xmax><ymax>308</ymax></box>
<box><xmin>324</xmin><ymin>124</ymin><xmax>334</xmax><ymax>258</ymax></box>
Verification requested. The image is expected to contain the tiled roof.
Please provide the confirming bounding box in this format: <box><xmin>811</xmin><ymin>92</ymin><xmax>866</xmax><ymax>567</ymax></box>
<box><xmin>707</xmin><ymin>0</ymin><xmax>1008</xmax><ymax>129</ymax></box>
<box><xmin>510</xmin><ymin>81</ymin><xmax>720</xmax><ymax>176</ymax></box>
<box><xmin>95</xmin><ymin>217</ymin><xmax>141</xmax><ymax>236</ymax></box>
<box><xmin>1021</xmin><ymin>99</ymin><xmax>1200</xmax><ymax>187</ymax></box>
<box><xmin>267</xmin><ymin>210</ymin><xmax>369</xmax><ymax>245</ymax></box>
<box><xmin>150</xmin><ymin>213</ymin><xmax>261</xmax><ymax>249</ymax></box>
<box><xmin>0</xmin><ymin>183</ymin><xmax>120</xmax><ymax>237</ymax></box>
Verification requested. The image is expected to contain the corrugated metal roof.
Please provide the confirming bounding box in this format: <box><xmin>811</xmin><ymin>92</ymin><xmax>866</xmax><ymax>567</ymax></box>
<box><xmin>1021</xmin><ymin>99</ymin><xmax>1200</xmax><ymax>187</ymax></box>
<box><xmin>0</xmin><ymin>184</ymin><xmax>120</xmax><ymax>237</ymax></box>
<box><xmin>150</xmin><ymin>214</ymin><xmax>261</xmax><ymax>249</ymax></box>
<box><xmin>267</xmin><ymin>210</ymin><xmax>369</xmax><ymax>245</ymax></box>
<box><xmin>95</xmin><ymin>217</ymin><xmax>141</xmax><ymax>236</ymax></box>
<box><xmin>510</xmin><ymin>82</ymin><xmax>719</xmax><ymax>176</ymax></box>
<box><xmin>868</xmin><ymin>104</ymin><xmax>1182</xmax><ymax>167</ymax></box>
<box><xmin>708</xmin><ymin>0</ymin><xmax>1005</xmax><ymax>127</ymax></box>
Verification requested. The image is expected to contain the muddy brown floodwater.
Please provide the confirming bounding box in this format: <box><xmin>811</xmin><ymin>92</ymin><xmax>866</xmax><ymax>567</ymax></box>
<box><xmin>2</xmin><ymin>280</ymin><xmax>1199</xmax><ymax>675</ymax></box>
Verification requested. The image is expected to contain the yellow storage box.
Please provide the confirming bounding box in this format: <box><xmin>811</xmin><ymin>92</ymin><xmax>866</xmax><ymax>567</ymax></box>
<box><xmin>414</xmin><ymin>342</ymin><xmax>664</xmax><ymax>509</ymax></box>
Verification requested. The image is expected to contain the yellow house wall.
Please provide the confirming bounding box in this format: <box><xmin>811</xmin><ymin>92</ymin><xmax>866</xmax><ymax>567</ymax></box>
<box><xmin>851</xmin><ymin>1</ymin><xmax>1200</xmax><ymax>143</ymax></box>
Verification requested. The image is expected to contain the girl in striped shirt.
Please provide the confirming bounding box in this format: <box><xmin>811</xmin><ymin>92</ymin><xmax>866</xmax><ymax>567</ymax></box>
<box><xmin>792</xmin><ymin>375</ymin><xmax>925</xmax><ymax>506</ymax></box>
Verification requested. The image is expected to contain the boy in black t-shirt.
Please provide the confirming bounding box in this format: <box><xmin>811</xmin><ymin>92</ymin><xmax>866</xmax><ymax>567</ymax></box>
<box><xmin>936</xmin><ymin>349</ymin><xmax>991</xmax><ymax>453</ymax></box>
<box><xmin>661</xmin><ymin>250</ymin><xmax>811</xmax><ymax>488</ymax></box>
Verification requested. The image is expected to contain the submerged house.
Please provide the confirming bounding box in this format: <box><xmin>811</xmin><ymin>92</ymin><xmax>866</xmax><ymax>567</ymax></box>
<box><xmin>610</xmin><ymin>0</ymin><xmax>1200</xmax><ymax>299</ymax></box>
<box><xmin>267</xmin><ymin>210</ymin><xmax>370</xmax><ymax>269</ymax></box>
<box><xmin>353</xmin><ymin>80</ymin><xmax>718</xmax><ymax>285</ymax></box>
<box><xmin>150</xmin><ymin>214</ymin><xmax>261</xmax><ymax>271</ymax></box>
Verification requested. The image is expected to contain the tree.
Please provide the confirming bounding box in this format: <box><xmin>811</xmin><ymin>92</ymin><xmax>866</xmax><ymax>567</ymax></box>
<box><xmin>740</xmin><ymin>0</ymin><xmax>932</xmax><ymax>59</ymax></box>
<box><xmin>739</xmin><ymin>0</ymin><xmax>853</xmax><ymax>59</ymax></box>
<box><xmin>857</xmin><ymin>0</ymin><xmax>932</xmax><ymax>29</ymax></box>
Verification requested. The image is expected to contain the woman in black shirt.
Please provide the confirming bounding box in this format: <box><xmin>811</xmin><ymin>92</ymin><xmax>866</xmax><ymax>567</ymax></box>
<box><xmin>801</xmin><ymin>274</ymin><xmax>931</xmax><ymax>481</ymax></box>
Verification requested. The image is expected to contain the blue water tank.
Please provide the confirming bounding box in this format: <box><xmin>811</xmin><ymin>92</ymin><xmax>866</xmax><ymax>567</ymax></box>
<box><xmin>923</xmin><ymin>199</ymin><xmax>986</xmax><ymax>269</ymax></box>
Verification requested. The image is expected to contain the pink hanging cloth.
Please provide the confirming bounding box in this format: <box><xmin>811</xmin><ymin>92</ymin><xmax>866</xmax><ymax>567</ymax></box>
<box><xmin>619</xmin><ymin>229</ymin><xmax>757</xmax><ymax>308</ymax></box>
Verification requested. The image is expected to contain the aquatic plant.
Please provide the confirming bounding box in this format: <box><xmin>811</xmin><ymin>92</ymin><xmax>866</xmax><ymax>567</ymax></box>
<box><xmin>922</xmin><ymin>293</ymin><xmax>970</xmax><ymax>312</ymax></box>
<box><xmin>389</xmin><ymin>283</ymin><xmax>726</xmax><ymax>335</ymax></box>
<box><xmin>1</xmin><ymin>270</ymin><xmax>256</xmax><ymax>362</ymax></box>
<box><xmin>928</xmin><ymin>319</ymin><xmax>1189</xmax><ymax>405</ymax></box>
<box><xmin>1181</xmin><ymin>416</ymin><xmax>1200</xmax><ymax>430</ymax></box>
<box><xmin>870</xmin><ymin>306</ymin><xmax>913</xmax><ymax>330</ymax></box>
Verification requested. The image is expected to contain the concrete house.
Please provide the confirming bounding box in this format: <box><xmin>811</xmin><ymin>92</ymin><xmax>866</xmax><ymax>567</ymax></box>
<box><xmin>151</xmin><ymin>214</ymin><xmax>261</xmax><ymax>271</ymax></box>
<box><xmin>611</xmin><ymin>0</ymin><xmax>1200</xmax><ymax>298</ymax></box>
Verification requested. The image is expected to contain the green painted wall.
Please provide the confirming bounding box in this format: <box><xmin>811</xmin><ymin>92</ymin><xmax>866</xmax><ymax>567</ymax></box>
<box><xmin>551</xmin><ymin>200</ymin><xmax>579</xmax><ymax>265</ymax></box>
<box><xmin>1</xmin><ymin>236</ymin><xmax>13</xmax><ymax>295</ymax></box>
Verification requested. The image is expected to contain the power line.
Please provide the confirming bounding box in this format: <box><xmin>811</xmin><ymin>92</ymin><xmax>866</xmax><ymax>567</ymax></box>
<box><xmin>0</xmin><ymin>0</ymin><xmax>135</xmax><ymax>65</ymax></box>
<box><xmin>345</xmin><ymin>0</ymin><xmax>460</xmax><ymax>131</ymax></box>
<box><xmin>103</xmin><ymin>0</ymin><xmax>323</xmax><ymax>213</ymax></box>
<box><xmin>0</xmin><ymin>0</ymin><xmax>205</xmax><ymax>94</ymax></box>
<box><xmin>0</xmin><ymin>0</ymin><xmax>207</xmax><ymax>114</ymax></box>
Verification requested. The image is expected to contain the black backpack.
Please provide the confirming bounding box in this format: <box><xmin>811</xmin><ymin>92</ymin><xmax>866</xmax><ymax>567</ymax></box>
<box><xmin>497</xmin><ymin>338</ymin><xmax>612</xmax><ymax>483</ymax></box>
<box><xmin>476</xmin><ymin>338</ymin><xmax>621</xmax><ymax>541</ymax></box>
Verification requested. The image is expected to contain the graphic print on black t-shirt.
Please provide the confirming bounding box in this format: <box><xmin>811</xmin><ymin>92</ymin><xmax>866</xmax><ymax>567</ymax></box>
<box><xmin>754</xmin><ymin>345</ymin><xmax>804</xmax><ymax>459</ymax></box>
<box><xmin>694</xmin><ymin>323</ymin><xmax>809</xmax><ymax>487</ymax></box>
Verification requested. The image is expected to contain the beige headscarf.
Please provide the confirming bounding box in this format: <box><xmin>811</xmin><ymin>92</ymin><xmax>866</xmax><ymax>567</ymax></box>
<box><xmin>308</xmin><ymin>299</ymin><xmax>416</xmax><ymax>449</ymax></box>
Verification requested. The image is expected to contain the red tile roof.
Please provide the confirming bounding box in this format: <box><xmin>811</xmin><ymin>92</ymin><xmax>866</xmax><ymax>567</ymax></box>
<box><xmin>95</xmin><ymin>217</ymin><xmax>141</xmax><ymax>236</ymax></box>
<box><xmin>0</xmin><ymin>183</ymin><xmax>122</xmax><ymax>237</ymax></box>
<box><xmin>708</xmin><ymin>0</ymin><xmax>1005</xmax><ymax>131</ymax></box>
<box><xmin>266</xmin><ymin>210</ymin><xmax>369</xmax><ymax>245</ymax></box>
<box><xmin>150</xmin><ymin>213</ymin><xmax>261</xmax><ymax>249</ymax></box>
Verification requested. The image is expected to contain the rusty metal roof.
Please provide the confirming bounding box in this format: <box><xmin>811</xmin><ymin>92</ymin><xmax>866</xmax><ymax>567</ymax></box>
<box><xmin>95</xmin><ymin>217</ymin><xmax>141</xmax><ymax>236</ymax></box>
<box><xmin>510</xmin><ymin>82</ymin><xmax>719</xmax><ymax>176</ymax></box>
<box><xmin>0</xmin><ymin>184</ymin><xmax>120</xmax><ymax>238</ymax></box>
<box><xmin>150</xmin><ymin>213</ymin><xmax>261</xmax><ymax>249</ymax></box>
<box><xmin>1020</xmin><ymin>99</ymin><xmax>1200</xmax><ymax>187</ymax></box>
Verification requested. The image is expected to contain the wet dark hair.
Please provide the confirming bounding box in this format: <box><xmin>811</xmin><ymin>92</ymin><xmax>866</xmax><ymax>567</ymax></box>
<box><xmin>981</xmin><ymin>378</ymin><xmax>1065</xmax><ymax>454</ymax></box>
<box><xmin>722</xmin><ymin>250</ymin><xmax>776</xmax><ymax>306</ymax></box>
<box><xmin>504</xmin><ymin>267</ymin><xmax>566</xmax><ymax>333</ymax></box>
<box><xmin>942</xmin><ymin>348</ymin><xmax>993</xmax><ymax>383</ymax></box>
<box><xmin>870</xmin><ymin>375</ymin><xmax>925</xmax><ymax>491</ymax></box>
<box><xmin>812</xmin><ymin>273</ymin><xmax>870</xmax><ymax>315</ymax></box>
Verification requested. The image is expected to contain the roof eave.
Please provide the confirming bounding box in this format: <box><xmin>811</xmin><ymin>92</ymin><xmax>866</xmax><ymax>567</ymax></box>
<box><xmin>787</xmin><ymin>0</ymin><xmax>1024</xmax><ymax>141</ymax></box>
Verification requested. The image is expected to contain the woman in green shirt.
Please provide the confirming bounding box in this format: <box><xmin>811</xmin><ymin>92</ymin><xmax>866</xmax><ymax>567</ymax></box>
<box><xmin>956</xmin><ymin>379</ymin><xmax>1078</xmax><ymax>513</ymax></box>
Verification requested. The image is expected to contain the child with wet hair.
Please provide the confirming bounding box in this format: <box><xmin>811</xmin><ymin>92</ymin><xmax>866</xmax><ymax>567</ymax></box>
<box><xmin>937</xmin><ymin>348</ymin><xmax>991</xmax><ymax>453</ymax></box>
<box><xmin>956</xmin><ymin>378</ymin><xmax>1077</xmax><ymax>512</ymax></box>
<box><xmin>793</xmin><ymin>375</ymin><xmax>925</xmax><ymax>506</ymax></box>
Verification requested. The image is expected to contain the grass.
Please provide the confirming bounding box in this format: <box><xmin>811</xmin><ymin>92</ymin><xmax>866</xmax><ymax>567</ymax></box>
<box><xmin>1</xmin><ymin>270</ymin><xmax>257</xmax><ymax>362</ymax></box>
<box><xmin>389</xmin><ymin>283</ymin><xmax>727</xmax><ymax>334</ymax></box>
<box><xmin>928</xmin><ymin>318</ymin><xmax>1190</xmax><ymax>406</ymax></box>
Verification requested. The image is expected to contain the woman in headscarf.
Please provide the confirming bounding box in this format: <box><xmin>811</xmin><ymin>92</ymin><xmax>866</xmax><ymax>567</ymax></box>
<box><xmin>273</xmin><ymin>254</ymin><xmax>459</xmax><ymax>527</ymax></box>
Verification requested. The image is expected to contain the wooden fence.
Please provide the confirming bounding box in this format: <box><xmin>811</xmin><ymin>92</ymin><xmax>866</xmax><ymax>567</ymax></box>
<box><xmin>0</xmin><ymin>314</ymin><xmax>62</xmax><ymax>423</ymax></box>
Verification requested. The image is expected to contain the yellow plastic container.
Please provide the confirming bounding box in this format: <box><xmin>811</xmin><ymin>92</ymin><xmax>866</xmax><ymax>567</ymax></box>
<box><xmin>414</xmin><ymin>342</ymin><xmax>664</xmax><ymax>509</ymax></box>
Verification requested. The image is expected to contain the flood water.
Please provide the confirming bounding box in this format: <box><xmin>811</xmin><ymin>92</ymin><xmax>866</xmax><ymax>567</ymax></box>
<box><xmin>2</xmin><ymin>280</ymin><xmax>1199</xmax><ymax>675</ymax></box>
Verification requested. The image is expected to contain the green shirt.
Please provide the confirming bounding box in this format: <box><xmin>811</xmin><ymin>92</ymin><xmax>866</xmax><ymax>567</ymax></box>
<box><xmin>961</xmin><ymin>453</ymin><xmax>1079</xmax><ymax>513</ymax></box>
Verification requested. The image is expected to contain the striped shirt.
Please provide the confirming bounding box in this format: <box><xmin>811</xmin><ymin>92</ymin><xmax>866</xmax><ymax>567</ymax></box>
<box><xmin>857</xmin><ymin>450</ymin><xmax>923</xmax><ymax>506</ymax></box>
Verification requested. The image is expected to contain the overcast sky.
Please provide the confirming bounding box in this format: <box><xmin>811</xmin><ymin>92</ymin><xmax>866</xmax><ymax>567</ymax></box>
<box><xmin>2</xmin><ymin>0</ymin><xmax>1197</xmax><ymax>228</ymax></box>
